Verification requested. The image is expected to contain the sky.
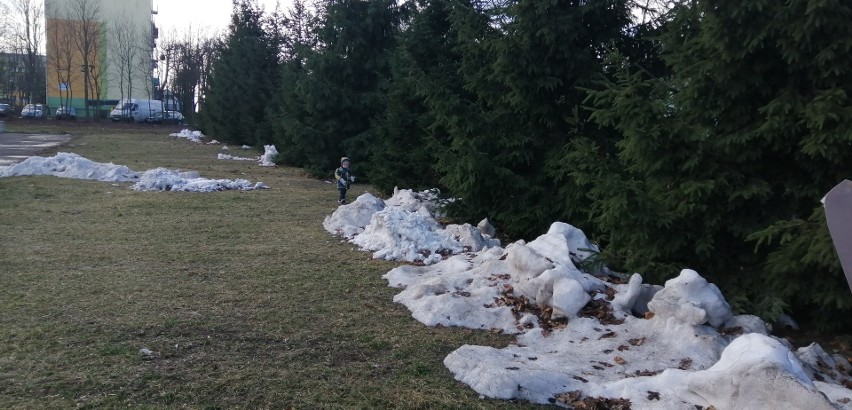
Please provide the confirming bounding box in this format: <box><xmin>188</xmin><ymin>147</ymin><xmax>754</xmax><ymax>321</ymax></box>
<box><xmin>2</xmin><ymin>131</ymin><xmax>852</xmax><ymax>409</ymax></box>
<box><xmin>152</xmin><ymin>0</ymin><xmax>293</xmax><ymax>36</ymax></box>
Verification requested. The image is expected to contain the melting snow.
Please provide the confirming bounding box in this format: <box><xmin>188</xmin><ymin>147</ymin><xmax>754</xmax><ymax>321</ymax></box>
<box><xmin>132</xmin><ymin>168</ymin><xmax>268</xmax><ymax>192</ymax></box>
<box><xmin>259</xmin><ymin>145</ymin><xmax>278</xmax><ymax>167</ymax></box>
<box><xmin>325</xmin><ymin>189</ymin><xmax>852</xmax><ymax>409</ymax></box>
<box><xmin>0</xmin><ymin>153</ymin><xmax>267</xmax><ymax>192</ymax></box>
<box><xmin>169</xmin><ymin>129</ymin><xmax>205</xmax><ymax>143</ymax></box>
<box><xmin>218</xmin><ymin>153</ymin><xmax>256</xmax><ymax>161</ymax></box>
<box><xmin>324</xmin><ymin>188</ymin><xmax>500</xmax><ymax>264</ymax></box>
<box><xmin>0</xmin><ymin>152</ymin><xmax>139</xmax><ymax>181</ymax></box>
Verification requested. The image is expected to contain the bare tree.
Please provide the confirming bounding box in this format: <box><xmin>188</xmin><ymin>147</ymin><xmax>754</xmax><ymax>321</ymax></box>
<box><xmin>155</xmin><ymin>27</ymin><xmax>179</xmax><ymax>101</ymax></box>
<box><xmin>0</xmin><ymin>2</ymin><xmax>14</xmax><ymax>102</ymax></box>
<box><xmin>194</xmin><ymin>35</ymin><xmax>223</xmax><ymax>113</ymax></box>
<box><xmin>66</xmin><ymin>0</ymin><xmax>101</xmax><ymax>118</ymax></box>
<box><xmin>108</xmin><ymin>12</ymin><xmax>142</xmax><ymax>104</ymax></box>
<box><xmin>629</xmin><ymin>0</ymin><xmax>680</xmax><ymax>26</ymax></box>
<box><xmin>153</xmin><ymin>26</ymin><xmax>222</xmax><ymax>119</ymax></box>
<box><xmin>0</xmin><ymin>2</ymin><xmax>11</xmax><ymax>50</ymax></box>
<box><xmin>47</xmin><ymin>16</ymin><xmax>79</xmax><ymax>108</ymax></box>
<box><xmin>7</xmin><ymin>0</ymin><xmax>44</xmax><ymax>104</ymax></box>
<box><xmin>137</xmin><ymin>40</ymin><xmax>153</xmax><ymax>101</ymax></box>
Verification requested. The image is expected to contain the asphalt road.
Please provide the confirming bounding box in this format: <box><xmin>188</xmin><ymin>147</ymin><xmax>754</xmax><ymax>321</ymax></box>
<box><xmin>0</xmin><ymin>132</ymin><xmax>72</xmax><ymax>166</ymax></box>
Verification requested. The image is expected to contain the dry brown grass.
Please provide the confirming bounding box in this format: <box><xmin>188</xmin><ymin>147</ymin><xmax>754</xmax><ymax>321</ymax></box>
<box><xmin>0</xmin><ymin>124</ymin><xmax>544</xmax><ymax>409</ymax></box>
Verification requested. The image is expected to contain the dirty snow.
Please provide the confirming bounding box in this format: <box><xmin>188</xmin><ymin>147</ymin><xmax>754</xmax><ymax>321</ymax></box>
<box><xmin>325</xmin><ymin>190</ymin><xmax>852</xmax><ymax>409</ymax></box>
<box><xmin>0</xmin><ymin>152</ymin><xmax>139</xmax><ymax>181</ymax></box>
<box><xmin>169</xmin><ymin>129</ymin><xmax>204</xmax><ymax>143</ymax></box>
<box><xmin>259</xmin><ymin>145</ymin><xmax>278</xmax><ymax>167</ymax></box>
<box><xmin>218</xmin><ymin>153</ymin><xmax>256</xmax><ymax>161</ymax></box>
<box><xmin>132</xmin><ymin>168</ymin><xmax>268</xmax><ymax>192</ymax></box>
<box><xmin>0</xmin><ymin>153</ymin><xmax>267</xmax><ymax>192</ymax></box>
<box><xmin>323</xmin><ymin>188</ymin><xmax>500</xmax><ymax>264</ymax></box>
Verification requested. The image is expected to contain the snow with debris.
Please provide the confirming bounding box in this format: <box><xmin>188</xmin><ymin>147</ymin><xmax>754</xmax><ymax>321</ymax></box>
<box><xmin>323</xmin><ymin>188</ymin><xmax>500</xmax><ymax>264</ymax></box>
<box><xmin>325</xmin><ymin>191</ymin><xmax>852</xmax><ymax>409</ymax></box>
<box><xmin>132</xmin><ymin>168</ymin><xmax>268</xmax><ymax>192</ymax></box>
<box><xmin>0</xmin><ymin>152</ymin><xmax>139</xmax><ymax>181</ymax></box>
<box><xmin>217</xmin><ymin>153</ymin><xmax>256</xmax><ymax>161</ymax></box>
<box><xmin>259</xmin><ymin>145</ymin><xmax>278</xmax><ymax>167</ymax></box>
<box><xmin>169</xmin><ymin>129</ymin><xmax>204</xmax><ymax>143</ymax></box>
<box><xmin>0</xmin><ymin>153</ymin><xmax>268</xmax><ymax>192</ymax></box>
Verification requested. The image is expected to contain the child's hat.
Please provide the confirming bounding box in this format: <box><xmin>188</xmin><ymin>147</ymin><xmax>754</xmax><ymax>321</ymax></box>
<box><xmin>341</xmin><ymin>156</ymin><xmax>350</xmax><ymax>163</ymax></box>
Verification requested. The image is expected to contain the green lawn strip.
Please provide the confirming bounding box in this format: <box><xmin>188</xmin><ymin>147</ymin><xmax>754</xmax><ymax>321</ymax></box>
<box><xmin>0</xmin><ymin>127</ymin><xmax>543</xmax><ymax>408</ymax></box>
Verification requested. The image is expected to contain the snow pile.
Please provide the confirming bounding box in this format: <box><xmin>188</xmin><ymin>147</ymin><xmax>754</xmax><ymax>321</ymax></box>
<box><xmin>374</xmin><ymin>220</ymin><xmax>852</xmax><ymax>409</ymax></box>
<box><xmin>324</xmin><ymin>188</ymin><xmax>500</xmax><ymax>264</ymax></box>
<box><xmin>0</xmin><ymin>152</ymin><xmax>139</xmax><ymax>181</ymax></box>
<box><xmin>241</xmin><ymin>145</ymin><xmax>251</xmax><ymax>150</ymax></box>
<box><xmin>217</xmin><ymin>153</ymin><xmax>256</xmax><ymax>161</ymax></box>
<box><xmin>132</xmin><ymin>168</ymin><xmax>268</xmax><ymax>192</ymax></box>
<box><xmin>325</xmin><ymin>190</ymin><xmax>851</xmax><ymax>409</ymax></box>
<box><xmin>0</xmin><ymin>153</ymin><xmax>268</xmax><ymax>193</ymax></box>
<box><xmin>322</xmin><ymin>193</ymin><xmax>386</xmax><ymax>238</ymax></box>
<box><xmin>169</xmin><ymin>129</ymin><xmax>204</xmax><ymax>143</ymax></box>
<box><xmin>259</xmin><ymin>145</ymin><xmax>278</xmax><ymax>167</ymax></box>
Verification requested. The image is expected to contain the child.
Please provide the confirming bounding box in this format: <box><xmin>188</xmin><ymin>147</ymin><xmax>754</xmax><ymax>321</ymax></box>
<box><xmin>334</xmin><ymin>157</ymin><xmax>354</xmax><ymax>204</ymax></box>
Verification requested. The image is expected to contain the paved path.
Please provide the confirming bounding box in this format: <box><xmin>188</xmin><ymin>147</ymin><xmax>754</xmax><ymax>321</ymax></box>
<box><xmin>0</xmin><ymin>132</ymin><xmax>72</xmax><ymax>166</ymax></box>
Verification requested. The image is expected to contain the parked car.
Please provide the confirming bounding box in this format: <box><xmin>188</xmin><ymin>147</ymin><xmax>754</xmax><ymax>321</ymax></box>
<box><xmin>0</xmin><ymin>103</ymin><xmax>13</xmax><ymax>117</ymax></box>
<box><xmin>20</xmin><ymin>104</ymin><xmax>48</xmax><ymax>119</ymax></box>
<box><xmin>164</xmin><ymin>111</ymin><xmax>185</xmax><ymax>124</ymax></box>
<box><xmin>146</xmin><ymin>110</ymin><xmax>185</xmax><ymax>124</ymax></box>
<box><xmin>110</xmin><ymin>99</ymin><xmax>163</xmax><ymax>122</ymax></box>
<box><xmin>55</xmin><ymin>106</ymin><xmax>77</xmax><ymax>120</ymax></box>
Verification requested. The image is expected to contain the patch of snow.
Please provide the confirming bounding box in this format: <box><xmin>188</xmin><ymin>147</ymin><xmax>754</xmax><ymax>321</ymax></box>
<box><xmin>323</xmin><ymin>193</ymin><xmax>386</xmax><ymax>238</ymax></box>
<box><xmin>259</xmin><ymin>145</ymin><xmax>278</xmax><ymax>167</ymax></box>
<box><xmin>132</xmin><ymin>168</ymin><xmax>268</xmax><ymax>192</ymax></box>
<box><xmin>0</xmin><ymin>152</ymin><xmax>139</xmax><ymax>181</ymax></box>
<box><xmin>477</xmin><ymin>217</ymin><xmax>496</xmax><ymax>238</ymax></box>
<box><xmin>169</xmin><ymin>129</ymin><xmax>204</xmax><ymax>143</ymax></box>
<box><xmin>324</xmin><ymin>188</ymin><xmax>499</xmax><ymax>265</ymax></box>
<box><xmin>595</xmin><ymin>334</ymin><xmax>834</xmax><ymax>410</ymax></box>
<box><xmin>217</xmin><ymin>153</ymin><xmax>256</xmax><ymax>161</ymax></box>
<box><xmin>353</xmin><ymin>206</ymin><xmax>463</xmax><ymax>264</ymax></box>
<box><xmin>1</xmin><ymin>153</ymin><xmax>268</xmax><ymax>193</ymax></box>
<box><xmin>647</xmin><ymin>269</ymin><xmax>732</xmax><ymax>327</ymax></box>
<box><xmin>325</xmin><ymin>188</ymin><xmax>852</xmax><ymax>409</ymax></box>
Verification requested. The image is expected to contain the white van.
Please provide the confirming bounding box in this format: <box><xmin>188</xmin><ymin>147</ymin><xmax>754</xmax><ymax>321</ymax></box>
<box><xmin>110</xmin><ymin>99</ymin><xmax>163</xmax><ymax>123</ymax></box>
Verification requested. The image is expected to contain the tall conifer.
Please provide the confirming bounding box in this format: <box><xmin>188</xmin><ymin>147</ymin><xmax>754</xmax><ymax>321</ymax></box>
<box><xmin>370</xmin><ymin>0</ymin><xmax>457</xmax><ymax>194</ymax></box>
<box><xmin>199</xmin><ymin>0</ymin><xmax>280</xmax><ymax>146</ymax></box>
<box><xmin>427</xmin><ymin>0</ymin><xmax>630</xmax><ymax>238</ymax></box>
<box><xmin>576</xmin><ymin>0</ymin><xmax>852</xmax><ymax>327</ymax></box>
<box><xmin>274</xmin><ymin>0</ymin><xmax>400</xmax><ymax>176</ymax></box>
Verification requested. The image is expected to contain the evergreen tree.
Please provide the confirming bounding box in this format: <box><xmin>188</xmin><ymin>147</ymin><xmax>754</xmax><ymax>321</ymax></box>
<box><xmin>273</xmin><ymin>0</ymin><xmax>400</xmax><ymax>176</ymax></box>
<box><xmin>269</xmin><ymin>0</ymin><xmax>318</xmax><ymax>166</ymax></box>
<box><xmin>575</xmin><ymin>0</ymin><xmax>852</xmax><ymax>328</ymax></box>
<box><xmin>426</xmin><ymin>0</ymin><xmax>630</xmax><ymax>238</ymax></box>
<box><xmin>199</xmin><ymin>0</ymin><xmax>280</xmax><ymax>146</ymax></box>
<box><xmin>370</xmin><ymin>0</ymin><xmax>454</xmax><ymax>194</ymax></box>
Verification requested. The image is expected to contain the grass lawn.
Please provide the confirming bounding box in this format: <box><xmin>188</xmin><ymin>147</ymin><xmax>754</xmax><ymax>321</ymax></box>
<box><xmin>0</xmin><ymin>122</ymin><xmax>544</xmax><ymax>409</ymax></box>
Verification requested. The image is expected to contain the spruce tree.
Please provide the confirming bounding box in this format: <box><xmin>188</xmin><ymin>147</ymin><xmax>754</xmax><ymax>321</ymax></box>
<box><xmin>273</xmin><ymin>0</ymin><xmax>400</xmax><ymax>177</ymax></box>
<box><xmin>425</xmin><ymin>0</ymin><xmax>630</xmax><ymax>238</ymax></box>
<box><xmin>369</xmin><ymin>0</ymin><xmax>455</xmax><ymax>194</ymax></box>
<box><xmin>576</xmin><ymin>0</ymin><xmax>852</xmax><ymax>328</ymax></box>
<box><xmin>269</xmin><ymin>0</ymin><xmax>318</xmax><ymax>167</ymax></box>
<box><xmin>199</xmin><ymin>0</ymin><xmax>280</xmax><ymax>146</ymax></box>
